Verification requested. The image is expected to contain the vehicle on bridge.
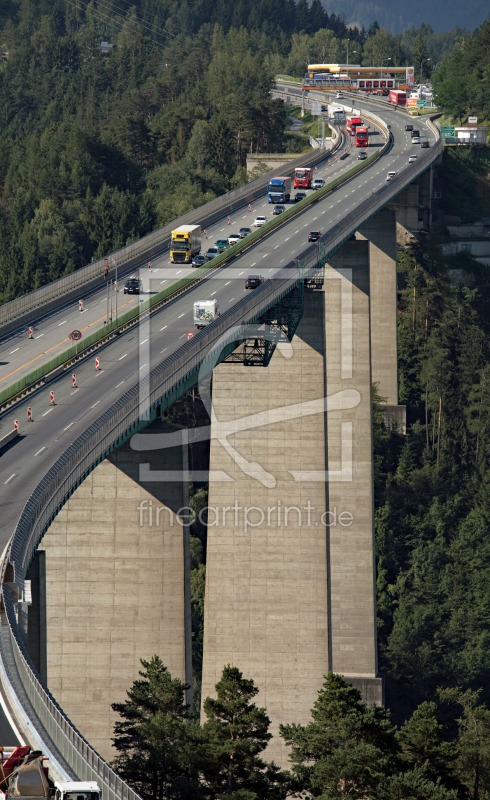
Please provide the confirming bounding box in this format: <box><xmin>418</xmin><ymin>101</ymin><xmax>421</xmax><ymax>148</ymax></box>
<box><xmin>194</xmin><ymin>300</ymin><xmax>219</xmax><ymax>328</ymax></box>
<box><xmin>253</xmin><ymin>215</ymin><xmax>267</xmax><ymax>227</ymax></box>
<box><xmin>123</xmin><ymin>277</ymin><xmax>142</xmax><ymax>294</ymax></box>
<box><xmin>355</xmin><ymin>126</ymin><xmax>369</xmax><ymax>148</ymax></box>
<box><xmin>312</xmin><ymin>178</ymin><xmax>325</xmax><ymax>189</ymax></box>
<box><xmin>346</xmin><ymin>116</ymin><xmax>363</xmax><ymax>136</ymax></box>
<box><xmin>170</xmin><ymin>224</ymin><xmax>201</xmax><ymax>264</ymax></box>
<box><xmin>308</xmin><ymin>231</ymin><xmax>321</xmax><ymax>242</ymax></box>
<box><xmin>273</xmin><ymin>205</ymin><xmax>285</xmax><ymax>215</ymax></box>
<box><xmin>214</xmin><ymin>239</ymin><xmax>229</xmax><ymax>253</ymax></box>
<box><xmin>267</xmin><ymin>177</ymin><xmax>291</xmax><ymax>204</ymax></box>
<box><xmin>293</xmin><ymin>167</ymin><xmax>312</xmax><ymax>189</ymax></box>
<box><xmin>245</xmin><ymin>275</ymin><xmax>263</xmax><ymax>289</ymax></box>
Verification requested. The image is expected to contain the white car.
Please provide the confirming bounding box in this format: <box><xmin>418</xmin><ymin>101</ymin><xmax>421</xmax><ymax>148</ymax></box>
<box><xmin>228</xmin><ymin>233</ymin><xmax>242</xmax><ymax>245</ymax></box>
<box><xmin>386</xmin><ymin>171</ymin><xmax>397</xmax><ymax>181</ymax></box>
<box><xmin>408</xmin><ymin>154</ymin><xmax>418</xmax><ymax>163</ymax></box>
<box><xmin>253</xmin><ymin>215</ymin><xmax>267</xmax><ymax>227</ymax></box>
<box><xmin>336</xmin><ymin>92</ymin><xmax>342</xmax><ymax>99</ymax></box>
<box><xmin>312</xmin><ymin>178</ymin><xmax>325</xmax><ymax>189</ymax></box>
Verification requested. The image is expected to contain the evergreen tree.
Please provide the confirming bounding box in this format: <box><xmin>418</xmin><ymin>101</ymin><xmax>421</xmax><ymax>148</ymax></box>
<box><xmin>111</xmin><ymin>656</ymin><xmax>201</xmax><ymax>800</ymax></box>
<box><xmin>280</xmin><ymin>673</ymin><xmax>396</xmax><ymax>798</ymax></box>
<box><xmin>201</xmin><ymin>665</ymin><xmax>288</xmax><ymax>799</ymax></box>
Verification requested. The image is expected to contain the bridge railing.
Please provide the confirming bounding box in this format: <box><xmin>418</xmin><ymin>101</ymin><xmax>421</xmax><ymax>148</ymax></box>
<box><xmin>0</xmin><ymin>118</ymin><xmax>441</xmax><ymax>798</ymax></box>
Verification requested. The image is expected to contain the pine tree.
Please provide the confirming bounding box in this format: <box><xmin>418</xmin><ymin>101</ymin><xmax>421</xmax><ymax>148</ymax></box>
<box><xmin>201</xmin><ymin>665</ymin><xmax>288</xmax><ymax>799</ymax></box>
<box><xmin>111</xmin><ymin>656</ymin><xmax>202</xmax><ymax>800</ymax></box>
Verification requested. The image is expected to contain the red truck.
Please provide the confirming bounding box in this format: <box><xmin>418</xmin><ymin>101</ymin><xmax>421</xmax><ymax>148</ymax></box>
<box><xmin>389</xmin><ymin>89</ymin><xmax>406</xmax><ymax>105</ymax></box>
<box><xmin>355</xmin><ymin>126</ymin><xmax>369</xmax><ymax>147</ymax></box>
<box><xmin>346</xmin><ymin>116</ymin><xmax>362</xmax><ymax>135</ymax></box>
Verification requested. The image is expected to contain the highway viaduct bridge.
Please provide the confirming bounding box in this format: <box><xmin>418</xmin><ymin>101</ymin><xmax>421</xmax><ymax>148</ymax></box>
<box><xmin>0</xmin><ymin>97</ymin><xmax>442</xmax><ymax>793</ymax></box>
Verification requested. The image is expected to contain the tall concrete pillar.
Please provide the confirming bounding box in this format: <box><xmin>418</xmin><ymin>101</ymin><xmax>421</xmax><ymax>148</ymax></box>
<box><xmin>325</xmin><ymin>242</ymin><xmax>382</xmax><ymax>702</ymax></box>
<box><xmin>202</xmin><ymin>290</ymin><xmax>330</xmax><ymax>766</ymax></box>
<box><xmin>202</xmin><ymin>243</ymin><xmax>382</xmax><ymax>765</ymax></box>
<box><xmin>37</xmin><ymin>420</ymin><xmax>191</xmax><ymax>761</ymax></box>
<box><xmin>358</xmin><ymin>209</ymin><xmax>398</xmax><ymax>405</ymax></box>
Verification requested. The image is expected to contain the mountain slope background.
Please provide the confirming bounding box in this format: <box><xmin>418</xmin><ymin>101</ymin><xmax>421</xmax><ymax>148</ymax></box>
<box><xmin>321</xmin><ymin>0</ymin><xmax>489</xmax><ymax>34</ymax></box>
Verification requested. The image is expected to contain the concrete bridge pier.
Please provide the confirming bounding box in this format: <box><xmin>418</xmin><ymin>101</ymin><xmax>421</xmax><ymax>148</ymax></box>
<box><xmin>202</xmin><ymin>237</ymin><xmax>383</xmax><ymax>765</ymax></box>
<box><xmin>29</xmin><ymin>420</ymin><xmax>192</xmax><ymax>761</ymax></box>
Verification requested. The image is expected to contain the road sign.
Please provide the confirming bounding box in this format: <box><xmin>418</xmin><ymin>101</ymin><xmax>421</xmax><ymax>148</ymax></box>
<box><xmin>468</xmin><ymin>116</ymin><xmax>478</xmax><ymax>124</ymax></box>
<box><xmin>70</xmin><ymin>329</ymin><xmax>82</xmax><ymax>341</ymax></box>
<box><xmin>416</xmin><ymin>99</ymin><xmax>426</xmax><ymax>107</ymax></box>
<box><xmin>441</xmin><ymin>126</ymin><xmax>455</xmax><ymax>135</ymax></box>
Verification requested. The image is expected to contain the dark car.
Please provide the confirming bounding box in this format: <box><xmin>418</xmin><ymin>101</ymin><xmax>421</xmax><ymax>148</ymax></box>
<box><xmin>245</xmin><ymin>274</ymin><xmax>263</xmax><ymax>289</ymax></box>
<box><xmin>123</xmin><ymin>277</ymin><xmax>142</xmax><ymax>294</ymax></box>
<box><xmin>411</xmin><ymin>129</ymin><xmax>420</xmax><ymax>138</ymax></box>
<box><xmin>191</xmin><ymin>254</ymin><xmax>206</xmax><ymax>268</ymax></box>
<box><xmin>420</xmin><ymin>140</ymin><xmax>430</xmax><ymax>148</ymax></box>
<box><xmin>239</xmin><ymin>227</ymin><xmax>252</xmax><ymax>238</ymax></box>
<box><xmin>357</xmin><ymin>151</ymin><xmax>367</xmax><ymax>160</ymax></box>
<box><xmin>273</xmin><ymin>205</ymin><xmax>285</xmax><ymax>215</ymax></box>
<box><xmin>405</xmin><ymin>124</ymin><xmax>413</xmax><ymax>131</ymax></box>
<box><xmin>308</xmin><ymin>231</ymin><xmax>321</xmax><ymax>242</ymax></box>
<box><xmin>294</xmin><ymin>192</ymin><xmax>307</xmax><ymax>202</ymax></box>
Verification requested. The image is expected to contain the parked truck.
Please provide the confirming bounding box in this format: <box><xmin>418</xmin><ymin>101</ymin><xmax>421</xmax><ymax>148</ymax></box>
<box><xmin>267</xmin><ymin>177</ymin><xmax>291</xmax><ymax>204</ymax></box>
<box><xmin>170</xmin><ymin>224</ymin><xmax>201</xmax><ymax>263</ymax></box>
<box><xmin>193</xmin><ymin>300</ymin><xmax>219</xmax><ymax>329</ymax></box>
<box><xmin>389</xmin><ymin>89</ymin><xmax>406</xmax><ymax>106</ymax></box>
<box><xmin>0</xmin><ymin>745</ymin><xmax>100</xmax><ymax>800</ymax></box>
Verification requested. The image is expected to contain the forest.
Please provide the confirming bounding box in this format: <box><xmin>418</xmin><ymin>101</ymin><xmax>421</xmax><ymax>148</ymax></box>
<box><xmin>1</xmin><ymin>1</ymin><xmax>490</xmax><ymax>798</ymax></box>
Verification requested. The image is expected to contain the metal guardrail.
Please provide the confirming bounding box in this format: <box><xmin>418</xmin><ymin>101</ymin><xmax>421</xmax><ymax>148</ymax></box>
<box><xmin>0</xmin><ymin>98</ymin><xmax>442</xmax><ymax>798</ymax></box>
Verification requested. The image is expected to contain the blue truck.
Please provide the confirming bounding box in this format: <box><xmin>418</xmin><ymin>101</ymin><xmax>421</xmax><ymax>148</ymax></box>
<box><xmin>267</xmin><ymin>176</ymin><xmax>291</xmax><ymax>204</ymax></box>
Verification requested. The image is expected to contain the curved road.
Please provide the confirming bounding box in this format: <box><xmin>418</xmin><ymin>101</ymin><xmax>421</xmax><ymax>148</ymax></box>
<box><xmin>0</xmin><ymin>101</ymin><xmax>439</xmax><ymax>760</ymax></box>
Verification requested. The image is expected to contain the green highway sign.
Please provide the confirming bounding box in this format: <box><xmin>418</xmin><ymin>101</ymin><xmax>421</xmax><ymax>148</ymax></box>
<box><xmin>416</xmin><ymin>99</ymin><xmax>426</xmax><ymax>106</ymax></box>
<box><xmin>441</xmin><ymin>126</ymin><xmax>455</xmax><ymax>136</ymax></box>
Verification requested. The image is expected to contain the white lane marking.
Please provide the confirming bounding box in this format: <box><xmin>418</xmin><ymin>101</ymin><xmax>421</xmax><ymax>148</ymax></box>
<box><xmin>238</xmin><ymin>271</ymin><xmax>244</xmax><ymax>276</ymax></box>
<box><xmin>140</xmin><ymin>338</ymin><xmax>148</xmax><ymax>345</ymax></box>
<box><xmin>35</xmin><ymin>447</ymin><xmax>46</xmax><ymax>456</ymax></box>
<box><xmin>160</xmin><ymin>325</ymin><xmax>167</xmax><ymax>331</ymax></box>
<box><xmin>161</xmin><ymin>348</ymin><xmax>168</xmax><ymax>353</ymax></box>
<box><xmin>35</xmin><ymin>334</ymin><xmax>44</xmax><ymax>339</ymax></box>
<box><xmin>175</xmin><ymin>270</ymin><xmax>182</xmax><ymax>275</ymax></box>
<box><xmin>4</xmin><ymin>474</ymin><xmax>16</xmax><ymax>484</ymax></box>
<box><xmin>228</xmin><ymin>297</ymin><xmax>235</xmax><ymax>302</ymax></box>
<box><xmin>91</xmin><ymin>400</ymin><xmax>100</xmax><ymax>408</ymax></box>
<box><xmin>9</xmin><ymin>347</ymin><xmax>19</xmax><ymax>354</ymax></box>
<box><xmin>58</xmin><ymin>320</ymin><xmax>67</xmax><ymax>326</ymax></box>
<box><xmin>225</xmin><ymin>281</ymin><xmax>230</xmax><ymax>286</ymax></box>
<box><xmin>274</xmin><ymin>244</ymin><xmax>279</xmax><ymax>249</ymax></box>
<box><xmin>115</xmin><ymin>381</ymin><xmax>125</xmax><ymax>388</ymax></box>
<box><xmin>119</xmin><ymin>353</ymin><xmax>128</xmax><ymax>360</ymax></box>
<box><xmin>100</xmin><ymin>298</ymin><xmax>106</xmax><ymax>303</ymax></box>
<box><xmin>178</xmin><ymin>313</ymin><xmax>185</xmax><ymax>318</ymax></box>
<box><xmin>250</xmin><ymin>262</ymin><xmax>256</xmax><ymax>267</ymax></box>
<box><xmin>139</xmin><ymin>363</ymin><xmax>148</xmax><ymax>370</ymax></box>
<box><xmin>160</xmin><ymin>280</ymin><xmax>167</xmax><ymax>284</ymax></box>
<box><xmin>42</xmin><ymin>409</ymin><xmax>53</xmax><ymax>417</ymax></box>
<box><xmin>210</xmin><ymin>291</ymin><xmax>217</xmax><ymax>296</ymax></box>
<box><xmin>64</xmin><ymin>422</ymin><xmax>74</xmax><ymax>431</ymax></box>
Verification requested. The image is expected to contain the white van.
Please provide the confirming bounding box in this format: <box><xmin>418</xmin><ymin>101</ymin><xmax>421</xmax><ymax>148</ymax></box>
<box><xmin>386</xmin><ymin>171</ymin><xmax>397</xmax><ymax>181</ymax></box>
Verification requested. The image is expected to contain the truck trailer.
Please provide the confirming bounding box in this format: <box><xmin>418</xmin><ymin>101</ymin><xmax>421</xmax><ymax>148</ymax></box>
<box><xmin>0</xmin><ymin>746</ymin><xmax>100</xmax><ymax>800</ymax></box>
<box><xmin>267</xmin><ymin>177</ymin><xmax>291</xmax><ymax>204</ymax></box>
<box><xmin>389</xmin><ymin>89</ymin><xmax>406</xmax><ymax>105</ymax></box>
<box><xmin>346</xmin><ymin>116</ymin><xmax>363</xmax><ymax>135</ymax></box>
<box><xmin>170</xmin><ymin>225</ymin><xmax>201</xmax><ymax>263</ymax></box>
<box><xmin>193</xmin><ymin>300</ymin><xmax>219</xmax><ymax>329</ymax></box>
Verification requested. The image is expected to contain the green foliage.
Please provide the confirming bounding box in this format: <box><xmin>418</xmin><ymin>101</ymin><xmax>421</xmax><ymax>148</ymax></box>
<box><xmin>201</xmin><ymin>665</ymin><xmax>288</xmax><ymax>799</ymax></box>
<box><xmin>432</xmin><ymin>20</ymin><xmax>490</xmax><ymax>122</ymax></box>
<box><xmin>111</xmin><ymin>656</ymin><xmax>202</xmax><ymax>800</ymax></box>
<box><xmin>281</xmin><ymin>673</ymin><xmax>397</xmax><ymax>798</ymax></box>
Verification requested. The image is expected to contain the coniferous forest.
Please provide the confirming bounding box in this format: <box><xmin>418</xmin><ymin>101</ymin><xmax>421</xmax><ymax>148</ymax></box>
<box><xmin>1</xmin><ymin>2</ymin><xmax>490</xmax><ymax>798</ymax></box>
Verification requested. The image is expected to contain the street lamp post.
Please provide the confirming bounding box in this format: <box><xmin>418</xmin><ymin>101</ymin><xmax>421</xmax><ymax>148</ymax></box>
<box><xmin>346</xmin><ymin>40</ymin><xmax>357</xmax><ymax>67</ymax></box>
<box><xmin>420</xmin><ymin>57</ymin><xmax>431</xmax><ymax>87</ymax></box>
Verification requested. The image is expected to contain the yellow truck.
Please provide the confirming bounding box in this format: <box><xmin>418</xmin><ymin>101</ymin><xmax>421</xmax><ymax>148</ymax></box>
<box><xmin>170</xmin><ymin>224</ymin><xmax>201</xmax><ymax>263</ymax></box>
